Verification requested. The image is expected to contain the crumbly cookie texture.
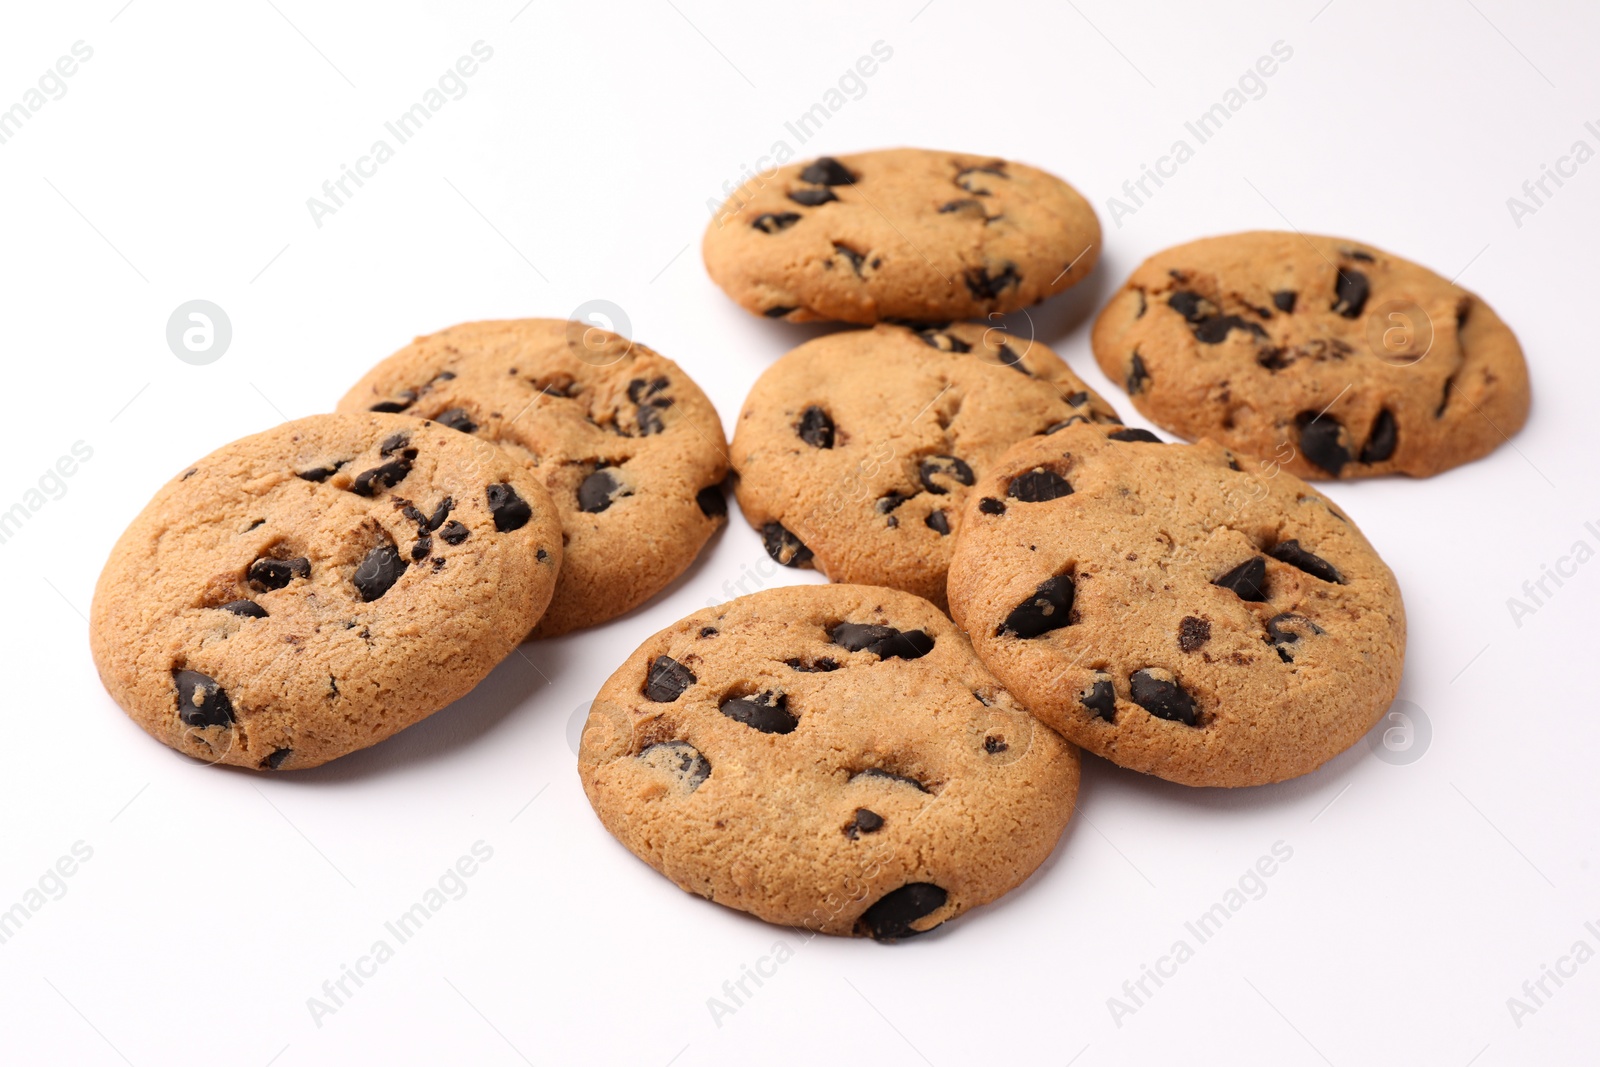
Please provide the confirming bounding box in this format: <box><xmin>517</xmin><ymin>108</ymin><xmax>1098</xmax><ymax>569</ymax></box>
<box><xmin>947</xmin><ymin>423</ymin><xmax>1405</xmax><ymax>787</ymax></box>
<box><xmin>578</xmin><ymin>584</ymin><xmax>1079</xmax><ymax>939</ymax></box>
<box><xmin>1091</xmin><ymin>230</ymin><xmax>1530</xmax><ymax>479</ymax></box>
<box><xmin>731</xmin><ymin>322</ymin><xmax>1120</xmax><ymax>607</ymax></box>
<box><xmin>90</xmin><ymin>413</ymin><xmax>562</xmax><ymax>770</ymax></box>
<box><xmin>337</xmin><ymin>319</ymin><xmax>729</xmax><ymax>637</ymax></box>
<box><xmin>703</xmin><ymin>148</ymin><xmax>1101</xmax><ymax>324</ymax></box>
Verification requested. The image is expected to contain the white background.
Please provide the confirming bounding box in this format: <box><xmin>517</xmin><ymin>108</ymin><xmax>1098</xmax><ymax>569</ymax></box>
<box><xmin>2</xmin><ymin>1</ymin><xmax>1597</xmax><ymax>1064</ymax></box>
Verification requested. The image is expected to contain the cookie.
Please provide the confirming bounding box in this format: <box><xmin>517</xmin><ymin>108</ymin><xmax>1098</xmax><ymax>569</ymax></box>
<box><xmin>578</xmin><ymin>584</ymin><xmax>1079</xmax><ymax>939</ymax></box>
<box><xmin>946</xmin><ymin>423</ymin><xmax>1405</xmax><ymax>787</ymax></box>
<box><xmin>1091</xmin><ymin>231</ymin><xmax>1531</xmax><ymax>479</ymax></box>
<box><xmin>731</xmin><ymin>322</ymin><xmax>1120</xmax><ymax>607</ymax></box>
<box><xmin>90</xmin><ymin>413</ymin><xmax>562</xmax><ymax>770</ymax></box>
<box><xmin>703</xmin><ymin>148</ymin><xmax>1101</xmax><ymax>324</ymax></box>
<box><xmin>337</xmin><ymin>319</ymin><xmax>729</xmax><ymax>637</ymax></box>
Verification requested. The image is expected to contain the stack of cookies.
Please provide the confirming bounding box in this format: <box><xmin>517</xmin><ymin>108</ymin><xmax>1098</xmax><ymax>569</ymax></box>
<box><xmin>90</xmin><ymin>144</ymin><xmax>1531</xmax><ymax>943</ymax></box>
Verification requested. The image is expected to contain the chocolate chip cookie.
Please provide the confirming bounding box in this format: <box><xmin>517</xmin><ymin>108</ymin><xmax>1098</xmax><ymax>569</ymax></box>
<box><xmin>578</xmin><ymin>584</ymin><xmax>1079</xmax><ymax>938</ymax></box>
<box><xmin>1091</xmin><ymin>231</ymin><xmax>1531</xmax><ymax>479</ymax></box>
<box><xmin>731</xmin><ymin>322</ymin><xmax>1120</xmax><ymax>607</ymax></box>
<box><xmin>703</xmin><ymin>148</ymin><xmax>1101</xmax><ymax>324</ymax></box>
<box><xmin>337</xmin><ymin>319</ymin><xmax>729</xmax><ymax>636</ymax></box>
<box><xmin>947</xmin><ymin>423</ymin><xmax>1405</xmax><ymax>787</ymax></box>
<box><xmin>90</xmin><ymin>413</ymin><xmax>562</xmax><ymax>770</ymax></box>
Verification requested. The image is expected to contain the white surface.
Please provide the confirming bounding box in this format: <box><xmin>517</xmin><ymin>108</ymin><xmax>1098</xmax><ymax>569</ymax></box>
<box><xmin>2</xmin><ymin>2</ymin><xmax>1596</xmax><ymax>1064</ymax></box>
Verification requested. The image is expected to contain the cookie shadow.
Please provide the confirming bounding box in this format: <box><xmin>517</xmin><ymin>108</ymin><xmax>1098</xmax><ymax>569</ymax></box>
<box><xmin>990</xmin><ymin>258</ymin><xmax>1116</xmax><ymax>353</ymax></box>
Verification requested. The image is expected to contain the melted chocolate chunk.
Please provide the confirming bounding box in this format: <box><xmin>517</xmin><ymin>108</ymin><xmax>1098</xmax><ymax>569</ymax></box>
<box><xmin>350</xmin><ymin>453</ymin><xmax>415</xmax><ymax>496</ymax></box>
<box><xmin>1360</xmin><ymin>409</ymin><xmax>1397</xmax><ymax>464</ymax></box>
<box><xmin>1296</xmin><ymin>412</ymin><xmax>1351</xmax><ymax>476</ymax></box>
<box><xmin>800</xmin><ymin>157</ymin><xmax>856</xmax><ymax>185</ymax></box>
<box><xmin>486</xmin><ymin>483</ymin><xmax>533</xmax><ymax>531</ymax></box>
<box><xmin>353</xmin><ymin>544</ymin><xmax>406</xmax><ymax>601</ymax></box>
<box><xmin>997</xmin><ymin>574</ymin><xmax>1074</xmax><ymax>638</ymax></box>
<box><xmin>752</xmin><ymin>212</ymin><xmax>802</xmax><ymax>234</ymax></box>
<box><xmin>719</xmin><ymin>691</ymin><xmax>796</xmax><ymax>734</ymax></box>
<box><xmin>1332</xmin><ymin>268</ymin><xmax>1370</xmax><ymax>318</ymax></box>
<box><xmin>696</xmin><ymin>484</ymin><xmax>727</xmax><ymax>519</ymax></box>
<box><xmin>578</xmin><ymin>469</ymin><xmax>623</xmax><ymax>514</ymax></box>
<box><xmin>173</xmin><ymin>669</ymin><xmax>233</xmax><ymax>728</ymax></box>
<box><xmin>829</xmin><ymin>622</ymin><xmax>935</xmax><ymax>660</ymax></box>
<box><xmin>1267</xmin><ymin>540</ymin><xmax>1344</xmax><ymax>583</ymax></box>
<box><xmin>1080</xmin><ymin>677</ymin><xmax>1116</xmax><ymax>721</ymax></box>
<box><xmin>918</xmin><ymin>455</ymin><xmax>975</xmax><ymax>494</ymax></box>
<box><xmin>1007</xmin><ymin>468</ymin><xmax>1072</xmax><ymax>502</ymax></box>
<box><xmin>296</xmin><ymin>461</ymin><xmax>345</xmax><ymax>483</ymax></box>
<box><xmin>639</xmin><ymin>741</ymin><xmax>711</xmax><ymax>792</ymax></box>
<box><xmin>1194</xmin><ymin>315</ymin><xmax>1268</xmax><ymax>344</ymax></box>
<box><xmin>1212</xmin><ymin>558</ymin><xmax>1268</xmax><ymax>601</ymax></box>
<box><xmin>1129</xmin><ymin>670</ymin><xmax>1197</xmax><ymax>726</ymax></box>
<box><xmin>797</xmin><ymin>406</ymin><xmax>835</xmax><ymax>448</ymax></box>
<box><xmin>761</xmin><ymin>523</ymin><xmax>813</xmax><ymax>567</ymax></box>
<box><xmin>644</xmin><ymin>656</ymin><xmax>696</xmax><ymax>702</ymax></box>
<box><xmin>860</xmin><ymin>883</ymin><xmax>947</xmax><ymax>941</ymax></box>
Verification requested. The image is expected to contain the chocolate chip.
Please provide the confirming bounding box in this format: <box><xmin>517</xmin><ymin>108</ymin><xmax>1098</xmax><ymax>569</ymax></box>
<box><xmin>1344</xmin><ymin>249</ymin><xmax>1375</xmax><ymax>263</ymax></box>
<box><xmin>938</xmin><ymin>197</ymin><xmax>985</xmax><ymax>215</ymax></box>
<box><xmin>351</xmin><ymin>455</ymin><xmax>414</xmax><ymax>496</ymax></box>
<box><xmin>1257</xmin><ymin>346</ymin><xmax>1293</xmax><ymax>372</ymax></box>
<box><xmin>964</xmin><ymin>264</ymin><xmax>1020</xmax><ymax>301</ymax></box>
<box><xmin>1272</xmin><ymin>290</ymin><xmax>1297</xmax><ymax>313</ymax></box>
<box><xmin>438</xmin><ymin>520</ymin><xmax>469</xmax><ymax>545</ymax></box>
<box><xmin>918</xmin><ymin>455</ymin><xmax>974</xmax><ymax>494</ymax></box>
<box><xmin>799</xmin><ymin>156</ymin><xmax>856</xmax><ymax>185</ymax></box>
<box><xmin>369</xmin><ymin>395</ymin><xmax>414</xmax><ymax>413</ymax></box>
<box><xmin>1178</xmin><ymin>616</ymin><xmax>1211</xmax><ymax>652</ymax></box>
<box><xmin>1296</xmin><ymin>412</ymin><xmax>1351</xmax><ymax>476</ymax></box>
<box><xmin>859</xmin><ymin>883</ymin><xmax>947</xmax><ymax>941</ymax></box>
<box><xmin>1107</xmin><ymin>428</ymin><xmax>1162</xmax><ymax>443</ymax></box>
<box><xmin>1360</xmin><ymin>409</ymin><xmax>1397</xmax><ymax>464</ymax></box>
<box><xmin>263</xmin><ymin>747</ymin><xmax>292</xmax><ymax>770</ymax></box>
<box><xmin>789</xmin><ymin>187</ymin><xmax>837</xmax><ymax>206</ymax></box>
<box><xmin>173</xmin><ymin>669</ymin><xmax>233</xmax><ymax>728</ymax></box>
<box><xmin>636</xmin><ymin>401</ymin><xmax>669</xmax><ymax>436</ymax></box>
<box><xmin>1264</xmin><ymin>612</ymin><xmax>1325</xmax><ymax>662</ymax></box>
<box><xmin>353</xmin><ymin>544</ymin><xmax>406</xmax><ymax>601</ymax></box>
<box><xmin>410</xmin><ymin>536</ymin><xmax>432</xmax><ymax>561</ymax></box>
<box><xmin>764</xmin><ymin>306</ymin><xmax>795</xmax><ymax>318</ymax></box>
<box><xmin>1332</xmin><ymin>268</ymin><xmax>1369</xmax><ymax>318</ymax></box>
<box><xmin>1007</xmin><ymin>468</ymin><xmax>1072</xmax><ymax>502</ymax></box>
<box><xmin>219</xmin><ymin>599</ymin><xmax>268</xmax><ymax>618</ymax></box>
<box><xmin>627</xmin><ymin>377</ymin><xmax>670</xmax><ymax>404</ymax></box>
<box><xmin>851</xmin><ymin>767</ymin><xmax>929</xmax><ymax>792</ymax></box>
<box><xmin>997</xmin><ymin>574</ymin><xmax>1074</xmax><ymax>638</ymax></box>
<box><xmin>845</xmin><ymin>808</ymin><xmax>884</xmax><ymax>838</ymax></box>
<box><xmin>578</xmin><ymin>469</ymin><xmax>623</xmax><ymax>514</ymax></box>
<box><xmin>876</xmin><ymin>492</ymin><xmax>913</xmax><ymax>514</ymax></box>
<box><xmin>1080</xmin><ymin>678</ymin><xmax>1116</xmax><ymax>721</ymax></box>
<box><xmin>914</xmin><ymin>328</ymin><xmax>971</xmax><ymax>353</ymax></box>
<box><xmin>761</xmin><ymin>523</ymin><xmax>813</xmax><ymax>567</ymax></box>
<box><xmin>296</xmin><ymin>462</ymin><xmax>345</xmax><ymax>483</ymax></box>
<box><xmin>829</xmin><ymin>622</ymin><xmax>935</xmax><ymax>660</ymax></box>
<box><xmin>833</xmin><ymin>243</ymin><xmax>866</xmax><ymax>276</ymax></box>
<box><xmin>994</xmin><ymin>343</ymin><xmax>1031</xmax><ymax>376</ymax></box>
<box><xmin>752</xmin><ymin>212</ymin><xmax>802</xmax><ymax>234</ymax></box>
<box><xmin>786</xmin><ymin>657</ymin><xmax>839</xmax><ymax>672</ymax></box>
<box><xmin>486</xmin><ymin>483</ymin><xmax>532</xmax><ymax>531</ymax></box>
<box><xmin>719</xmin><ymin>691</ymin><xmax>796</xmax><ymax>734</ymax></box>
<box><xmin>956</xmin><ymin>163</ymin><xmax>1007</xmax><ymax>193</ymax></box>
<box><xmin>644</xmin><ymin>656</ymin><xmax>696</xmax><ymax>702</ymax></box>
<box><xmin>696</xmin><ymin>484</ymin><xmax>727</xmax><ymax>519</ymax></box>
<box><xmin>639</xmin><ymin>741</ymin><xmax>711</xmax><ymax>792</ymax></box>
<box><xmin>378</xmin><ymin>433</ymin><xmax>409</xmax><ymax>455</ymax></box>
<box><xmin>435</xmin><ymin>408</ymin><xmax>476</xmax><ymax>434</ymax></box>
<box><xmin>978</xmin><ymin>497</ymin><xmax>1006</xmax><ymax>516</ymax></box>
<box><xmin>1194</xmin><ymin>315</ymin><xmax>1267</xmax><ymax>344</ymax></box>
<box><xmin>1129</xmin><ymin>669</ymin><xmax>1197</xmax><ymax>726</ymax></box>
<box><xmin>797</xmin><ymin>406</ymin><xmax>834</xmax><ymax>448</ymax></box>
<box><xmin>425</xmin><ymin>497</ymin><xmax>453</xmax><ymax>530</ymax></box>
<box><xmin>1212</xmin><ymin>558</ymin><xmax>1268</xmax><ymax>601</ymax></box>
<box><xmin>925</xmin><ymin>510</ymin><xmax>951</xmax><ymax>536</ymax></box>
<box><xmin>1168</xmin><ymin>290</ymin><xmax>1213</xmax><ymax>323</ymax></box>
<box><xmin>1127</xmin><ymin>352</ymin><xmax>1149</xmax><ymax>394</ymax></box>
<box><xmin>248</xmin><ymin>556</ymin><xmax>309</xmax><ymax>591</ymax></box>
<box><xmin>1267</xmin><ymin>540</ymin><xmax>1344</xmax><ymax>583</ymax></box>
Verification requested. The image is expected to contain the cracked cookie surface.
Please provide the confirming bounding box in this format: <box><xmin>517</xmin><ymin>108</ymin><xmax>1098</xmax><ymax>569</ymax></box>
<box><xmin>1091</xmin><ymin>231</ymin><xmax>1530</xmax><ymax>479</ymax></box>
<box><xmin>90</xmin><ymin>413</ymin><xmax>561</xmax><ymax>770</ymax></box>
<box><xmin>731</xmin><ymin>322</ymin><xmax>1120</xmax><ymax>606</ymax></box>
<box><xmin>578</xmin><ymin>584</ymin><xmax>1079</xmax><ymax>938</ymax></box>
<box><xmin>337</xmin><ymin>319</ymin><xmax>729</xmax><ymax>636</ymax></box>
<box><xmin>947</xmin><ymin>424</ymin><xmax>1405</xmax><ymax>787</ymax></box>
<box><xmin>703</xmin><ymin>148</ymin><xmax>1101</xmax><ymax>324</ymax></box>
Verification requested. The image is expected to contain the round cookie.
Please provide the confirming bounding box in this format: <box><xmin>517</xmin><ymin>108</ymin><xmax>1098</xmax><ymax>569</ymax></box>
<box><xmin>578</xmin><ymin>584</ymin><xmax>1079</xmax><ymax>939</ymax></box>
<box><xmin>703</xmin><ymin>148</ymin><xmax>1101</xmax><ymax>324</ymax></box>
<box><xmin>1091</xmin><ymin>231</ymin><xmax>1531</xmax><ymax>479</ymax></box>
<box><xmin>947</xmin><ymin>423</ymin><xmax>1405</xmax><ymax>788</ymax></box>
<box><xmin>90</xmin><ymin>413</ymin><xmax>562</xmax><ymax>771</ymax></box>
<box><xmin>731</xmin><ymin>322</ymin><xmax>1121</xmax><ymax>607</ymax></box>
<box><xmin>337</xmin><ymin>319</ymin><xmax>729</xmax><ymax>637</ymax></box>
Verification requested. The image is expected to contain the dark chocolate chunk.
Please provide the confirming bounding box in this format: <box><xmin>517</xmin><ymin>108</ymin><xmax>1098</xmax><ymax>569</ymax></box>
<box><xmin>410</xmin><ymin>536</ymin><xmax>431</xmax><ymax>561</ymax></box>
<box><xmin>1107</xmin><ymin>428</ymin><xmax>1162</xmax><ymax>444</ymax></box>
<box><xmin>1127</xmin><ymin>352</ymin><xmax>1149</xmax><ymax>394</ymax></box>
<box><xmin>263</xmin><ymin>747</ymin><xmax>292</xmax><ymax>770</ymax></box>
<box><xmin>1272</xmin><ymin>290</ymin><xmax>1297</xmax><ymax>313</ymax></box>
<box><xmin>639</xmin><ymin>741</ymin><xmax>711</xmax><ymax>792</ymax></box>
<box><xmin>1212</xmin><ymin>557</ymin><xmax>1268</xmax><ymax>602</ymax></box>
<box><xmin>578</xmin><ymin>469</ymin><xmax>623</xmax><ymax>514</ymax></box>
<box><xmin>1178</xmin><ymin>616</ymin><xmax>1212</xmax><ymax>652</ymax></box>
<box><xmin>786</xmin><ymin>657</ymin><xmax>840</xmax><ymax>672</ymax></box>
<box><xmin>1007</xmin><ymin>468</ymin><xmax>1072</xmax><ymax>502</ymax></box>
<box><xmin>1344</xmin><ymin>249</ymin><xmax>1375</xmax><ymax>262</ymax></box>
<box><xmin>1332</xmin><ymin>268</ymin><xmax>1370</xmax><ymax>318</ymax></box>
<box><xmin>369</xmin><ymin>400</ymin><xmax>411</xmax><ymax>413</ymax></box>
<box><xmin>789</xmin><ymin>187</ymin><xmax>837</xmax><ymax>206</ymax></box>
<box><xmin>438</xmin><ymin>520</ymin><xmax>470</xmax><ymax>545</ymax></box>
<box><xmin>1264</xmin><ymin>612</ymin><xmax>1325</xmax><ymax>662</ymax></box>
<box><xmin>1360</xmin><ymin>409</ymin><xmax>1397</xmax><ymax>464</ymax></box>
<box><xmin>172</xmin><ymin>669</ymin><xmax>233</xmax><ymax>728</ymax></box>
<box><xmin>955</xmin><ymin>163</ymin><xmax>1007</xmax><ymax>193</ymax></box>
<box><xmin>696</xmin><ymin>484</ymin><xmax>727</xmax><ymax>519</ymax></box>
<box><xmin>797</xmin><ymin>406</ymin><xmax>835</xmax><ymax>448</ymax></box>
<box><xmin>829</xmin><ymin>622</ymin><xmax>935</xmax><ymax>660</ymax></box>
<box><xmin>860</xmin><ymin>883</ymin><xmax>947</xmax><ymax>941</ymax></box>
<box><xmin>914</xmin><ymin>329</ymin><xmax>971</xmax><ymax>353</ymax></box>
<box><xmin>1256</xmin><ymin>346</ymin><xmax>1293</xmax><ymax>372</ymax></box>
<box><xmin>627</xmin><ymin>377</ymin><xmax>669</xmax><ymax>404</ymax></box>
<box><xmin>752</xmin><ymin>212</ymin><xmax>802</xmax><ymax>234</ymax></box>
<box><xmin>761</xmin><ymin>523</ymin><xmax>813</xmax><ymax>567</ymax></box>
<box><xmin>799</xmin><ymin>156</ymin><xmax>856</xmax><ymax>185</ymax></box>
<box><xmin>764</xmin><ymin>306</ymin><xmax>795</xmax><ymax>318</ymax></box>
<box><xmin>486</xmin><ymin>482</ymin><xmax>533</xmax><ymax>531</ymax></box>
<box><xmin>1296</xmin><ymin>412</ymin><xmax>1351</xmax><ymax>476</ymax></box>
<box><xmin>938</xmin><ymin>197</ymin><xmax>985</xmax><ymax>214</ymax></box>
<box><xmin>925</xmin><ymin>510</ymin><xmax>951</xmax><ymax>536</ymax></box>
<box><xmin>876</xmin><ymin>492</ymin><xmax>913</xmax><ymax>514</ymax></box>
<box><xmin>248</xmin><ymin>556</ymin><xmax>310</xmax><ymax>591</ymax></box>
<box><xmin>1194</xmin><ymin>315</ymin><xmax>1267</xmax><ymax>344</ymax></box>
<box><xmin>1267</xmin><ymin>540</ymin><xmax>1344</xmax><ymax>583</ymax></box>
<box><xmin>378</xmin><ymin>433</ymin><xmax>410</xmax><ymax>455</ymax></box>
<box><xmin>296</xmin><ymin>462</ymin><xmax>345</xmax><ymax>483</ymax></box>
<box><xmin>845</xmin><ymin>808</ymin><xmax>884</xmax><ymax>838</ymax></box>
<box><xmin>833</xmin><ymin>243</ymin><xmax>866</xmax><ymax>276</ymax></box>
<box><xmin>977</xmin><ymin>496</ymin><xmax>1006</xmax><ymax>516</ymax></box>
<box><xmin>964</xmin><ymin>264</ymin><xmax>1020</xmax><ymax>300</ymax></box>
<box><xmin>1129</xmin><ymin>669</ymin><xmax>1197</xmax><ymax>726</ymax></box>
<box><xmin>1168</xmin><ymin>290</ymin><xmax>1213</xmax><ymax>323</ymax></box>
<box><xmin>350</xmin><ymin>455</ymin><xmax>414</xmax><ymax>496</ymax></box>
<box><xmin>644</xmin><ymin>656</ymin><xmax>696</xmax><ymax>702</ymax></box>
<box><xmin>997</xmin><ymin>574</ymin><xmax>1074</xmax><ymax>638</ymax></box>
<box><xmin>719</xmin><ymin>691</ymin><xmax>796</xmax><ymax>734</ymax></box>
<box><xmin>219</xmin><ymin>599</ymin><xmax>268</xmax><ymax>618</ymax></box>
<box><xmin>1080</xmin><ymin>678</ymin><xmax>1116</xmax><ymax>721</ymax></box>
<box><xmin>353</xmin><ymin>544</ymin><xmax>406</xmax><ymax>601</ymax></box>
<box><xmin>435</xmin><ymin>408</ymin><xmax>477</xmax><ymax>434</ymax></box>
<box><xmin>426</xmin><ymin>497</ymin><xmax>453</xmax><ymax>530</ymax></box>
<box><xmin>851</xmin><ymin>767</ymin><xmax>929</xmax><ymax>792</ymax></box>
<box><xmin>918</xmin><ymin>455</ymin><xmax>974</xmax><ymax>494</ymax></box>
